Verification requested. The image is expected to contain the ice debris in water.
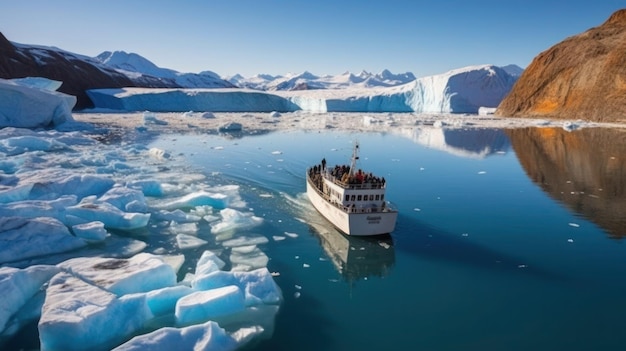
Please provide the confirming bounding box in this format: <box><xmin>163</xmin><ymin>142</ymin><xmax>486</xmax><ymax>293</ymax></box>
<box><xmin>0</xmin><ymin>126</ymin><xmax>281</xmax><ymax>350</ymax></box>
<box><xmin>568</xmin><ymin>223</ymin><xmax>580</xmax><ymax>228</ymax></box>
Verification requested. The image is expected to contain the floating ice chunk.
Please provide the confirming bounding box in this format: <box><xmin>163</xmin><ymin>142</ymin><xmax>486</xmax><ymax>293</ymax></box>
<box><xmin>273</xmin><ymin>236</ymin><xmax>286</xmax><ymax>241</ymax></box>
<box><xmin>99</xmin><ymin>186</ymin><xmax>148</xmax><ymax>212</ymax></box>
<box><xmin>0</xmin><ymin>184</ymin><xmax>33</xmax><ymax>203</ymax></box>
<box><xmin>413</xmin><ymin>208</ymin><xmax>421</xmax><ymax>212</ymax></box>
<box><xmin>221</xmin><ymin>235</ymin><xmax>269</xmax><ymax>247</ymax></box>
<box><xmin>127</xmin><ymin>179</ymin><xmax>163</xmax><ymax>197</ymax></box>
<box><xmin>161</xmin><ymin>254</ymin><xmax>185</xmax><ymax>274</ymax></box>
<box><xmin>194</xmin><ymin>250</ymin><xmax>226</xmax><ymax>277</ymax></box>
<box><xmin>210</xmin><ymin>208</ymin><xmax>263</xmax><ymax>234</ymax></box>
<box><xmin>28</xmin><ymin>174</ymin><xmax>115</xmax><ymax>201</ymax></box>
<box><xmin>201</xmin><ymin>112</ymin><xmax>216</xmax><ymax>119</ymax></box>
<box><xmin>0</xmin><ymin>217</ymin><xmax>86</xmax><ymax>264</ymax></box>
<box><xmin>57</xmin><ymin>253</ymin><xmax>177</xmax><ymax>296</ymax></box>
<box><xmin>270</xmin><ymin>111</ymin><xmax>281</xmax><ymax>118</ymax></box>
<box><xmin>0</xmin><ymin>78</ymin><xmax>75</xmax><ymax>129</ymax></box>
<box><xmin>0</xmin><ymin>135</ymin><xmax>70</xmax><ymax>156</ymax></box>
<box><xmin>568</xmin><ymin>223</ymin><xmax>580</xmax><ymax>228</ymax></box>
<box><xmin>112</xmin><ymin>320</ymin><xmax>242</xmax><ymax>351</ymax></box>
<box><xmin>153</xmin><ymin>209</ymin><xmax>202</xmax><ymax>223</ymax></box>
<box><xmin>0</xmin><ymin>195</ymin><xmax>77</xmax><ymax>223</ymax></box>
<box><xmin>149</xmin><ymin>147</ymin><xmax>170</xmax><ymax>159</ymax></box>
<box><xmin>157</xmin><ymin>191</ymin><xmax>230</xmax><ymax>210</ymax></box>
<box><xmin>567</xmin><ymin>238</ymin><xmax>574</xmax><ymax>243</ymax></box>
<box><xmin>303</xmin><ymin>263</ymin><xmax>310</xmax><ymax>268</ymax></box>
<box><xmin>71</xmin><ymin>221</ymin><xmax>108</xmax><ymax>242</ymax></box>
<box><xmin>39</xmin><ymin>272</ymin><xmax>153</xmax><ymax>351</ymax></box>
<box><xmin>0</xmin><ymin>265</ymin><xmax>60</xmax><ymax>333</ymax></box>
<box><xmin>294</xmin><ymin>292</ymin><xmax>301</xmax><ymax>298</ymax></box>
<box><xmin>219</xmin><ymin>122</ymin><xmax>243</xmax><ymax>132</ymax></box>
<box><xmin>12</xmin><ymin>77</ymin><xmax>63</xmax><ymax>91</ymax></box>
<box><xmin>284</xmin><ymin>232</ymin><xmax>298</xmax><ymax>238</ymax></box>
<box><xmin>230</xmin><ymin>246</ymin><xmax>269</xmax><ymax>271</ymax></box>
<box><xmin>192</xmin><ymin>268</ymin><xmax>282</xmax><ymax>306</ymax></box>
<box><xmin>433</xmin><ymin>120</ymin><xmax>444</xmax><ymax>128</ymax></box>
<box><xmin>271</xmin><ymin>151</ymin><xmax>282</xmax><ymax>155</ymax></box>
<box><xmin>65</xmin><ymin>200</ymin><xmax>150</xmax><ymax>230</ymax></box>
<box><xmin>142</xmin><ymin>285</ymin><xmax>194</xmax><ymax>316</ymax></box>
<box><xmin>477</xmin><ymin>171</ymin><xmax>487</xmax><ymax>174</ymax></box>
<box><xmin>176</xmin><ymin>285</ymin><xmax>246</xmax><ymax>326</ymax></box>
<box><xmin>144</xmin><ymin>112</ymin><xmax>168</xmax><ymax>125</ymax></box>
<box><xmin>176</xmin><ymin>234</ymin><xmax>207</xmax><ymax>250</ymax></box>
<box><xmin>170</xmin><ymin>221</ymin><xmax>199</xmax><ymax>235</ymax></box>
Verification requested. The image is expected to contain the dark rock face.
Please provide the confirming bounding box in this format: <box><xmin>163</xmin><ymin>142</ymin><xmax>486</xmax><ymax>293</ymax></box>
<box><xmin>0</xmin><ymin>32</ymin><xmax>176</xmax><ymax>110</ymax></box>
<box><xmin>496</xmin><ymin>9</ymin><xmax>626</xmax><ymax>123</ymax></box>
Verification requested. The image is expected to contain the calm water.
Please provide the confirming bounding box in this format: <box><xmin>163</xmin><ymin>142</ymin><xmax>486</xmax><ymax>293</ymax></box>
<box><xmin>148</xmin><ymin>127</ymin><xmax>626</xmax><ymax>351</ymax></box>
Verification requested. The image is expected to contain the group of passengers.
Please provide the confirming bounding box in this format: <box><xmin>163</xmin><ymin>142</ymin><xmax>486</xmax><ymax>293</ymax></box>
<box><xmin>309</xmin><ymin>159</ymin><xmax>385</xmax><ymax>187</ymax></box>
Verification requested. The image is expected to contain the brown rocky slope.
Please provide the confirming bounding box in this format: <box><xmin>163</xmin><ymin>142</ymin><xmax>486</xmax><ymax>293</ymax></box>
<box><xmin>496</xmin><ymin>9</ymin><xmax>626</xmax><ymax>123</ymax></box>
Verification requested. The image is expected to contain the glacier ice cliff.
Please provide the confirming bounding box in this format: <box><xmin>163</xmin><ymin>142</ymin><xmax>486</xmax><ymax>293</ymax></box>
<box><xmin>86</xmin><ymin>65</ymin><xmax>517</xmax><ymax>114</ymax></box>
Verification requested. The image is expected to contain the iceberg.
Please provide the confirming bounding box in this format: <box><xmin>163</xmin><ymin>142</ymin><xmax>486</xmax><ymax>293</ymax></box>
<box><xmin>57</xmin><ymin>253</ymin><xmax>177</xmax><ymax>296</ymax></box>
<box><xmin>39</xmin><ymin>272</ymin><xmax>153</xmax><ymax>351</ymax></box>
<box><xmin>175</xmin><ymin>285</ymin><xmax>246</xmax><ymax>326</ymax></box>
<box><xmin>0</xmin><ymin>78</ymin><xmax>76</xmax><ymax>129</ymax></box>
<box><xmin>0</xmin><ymin>265</ymin><xmax>60</xmax><ymax>332</ymax></box>
<box><xmin>0</xmin><ymin>217</ymin><xmax>87</xmax><ymax>265</ymax></box>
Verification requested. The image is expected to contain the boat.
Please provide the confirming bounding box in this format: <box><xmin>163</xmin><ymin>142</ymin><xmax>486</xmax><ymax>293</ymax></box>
<box><xmin>306</xmin><ymin>142</ymin><xmax>398</xmax><ymax>236</ymax></box>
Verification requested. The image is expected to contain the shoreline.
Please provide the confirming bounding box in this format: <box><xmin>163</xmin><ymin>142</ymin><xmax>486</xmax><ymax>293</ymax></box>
<box><xmin>73</xmin><ymin>111</ymin><xmax>626</xmax><ymax>135</ymax></box>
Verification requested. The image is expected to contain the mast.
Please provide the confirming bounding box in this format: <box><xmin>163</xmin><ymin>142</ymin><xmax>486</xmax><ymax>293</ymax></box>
<box><xmin>348</xmin><ymin>141</ymin><xmax>359</xmax><ymax>176</ymax></box>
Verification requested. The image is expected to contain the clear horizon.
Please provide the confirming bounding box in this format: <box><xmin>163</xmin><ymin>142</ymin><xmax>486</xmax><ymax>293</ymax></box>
<box><xmin>2</xmin><ymin>0</ymin><xmax>623</xmax><ymax>78</ymax></box>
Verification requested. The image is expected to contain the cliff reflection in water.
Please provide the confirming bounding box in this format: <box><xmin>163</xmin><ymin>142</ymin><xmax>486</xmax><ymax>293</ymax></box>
<box><xmin>507</xmin><ymin>127</ymin><xmax>626</xmax><ymax>238</ymax></box>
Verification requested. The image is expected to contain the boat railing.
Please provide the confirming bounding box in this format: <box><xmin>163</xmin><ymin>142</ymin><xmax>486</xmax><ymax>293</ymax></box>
<box><xmin>307</xmin><ymin>173</ymin><xmax>397</xmax><ymax>214</ymax></box>
<box><xmin>319</xmin><ymin>170</ymin><xmax>386</xmax><ymax>190</ymax></box>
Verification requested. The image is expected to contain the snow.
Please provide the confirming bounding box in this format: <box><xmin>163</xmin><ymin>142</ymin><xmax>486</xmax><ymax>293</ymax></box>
<box><xmin>86</xmin><ymin>65</ymin><xmax>516</xmax><ymax>114</ymax></box>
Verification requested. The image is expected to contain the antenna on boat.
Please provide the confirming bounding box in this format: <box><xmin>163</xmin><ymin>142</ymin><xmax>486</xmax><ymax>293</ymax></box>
<box><xmin>348</xmin><ymin>140</ymin><xmax>359</xmax><ymax>176</ymax></box>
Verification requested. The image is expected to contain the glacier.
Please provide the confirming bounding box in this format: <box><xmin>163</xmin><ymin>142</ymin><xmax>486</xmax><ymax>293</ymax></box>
<box><xmin>86</xmin><ymin>65</ymin><xmax>517</xmax><ymax>114</ymax></box>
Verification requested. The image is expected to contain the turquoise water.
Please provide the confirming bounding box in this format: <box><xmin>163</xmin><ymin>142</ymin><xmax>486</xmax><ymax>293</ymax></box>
<box><xmin>150</xmin><ymin>127</ymin><xmax>626</xmax><ymax>351</ymax></box>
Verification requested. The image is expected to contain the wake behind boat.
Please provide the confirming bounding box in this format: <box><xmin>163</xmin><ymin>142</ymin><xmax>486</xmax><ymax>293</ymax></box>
<box><xmin>306</xmin><ymin>142</ymin><xmax>398</xmax><ymax>236</ymax></box>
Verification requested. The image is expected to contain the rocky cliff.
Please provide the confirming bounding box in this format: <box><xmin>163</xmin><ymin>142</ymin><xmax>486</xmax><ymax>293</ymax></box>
<box><xmin>496</xmin><ymin>9</ymin><xmax>626</xmax><ymax>123</ymax></box>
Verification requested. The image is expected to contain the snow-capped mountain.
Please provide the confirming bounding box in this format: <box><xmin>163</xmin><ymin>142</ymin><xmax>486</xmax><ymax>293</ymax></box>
<box><xmin>225</xmin><ymin>69</ymin><xmax>417</xmax><ymax>91</ymax></box>
<box><xmin>88</xmin><ymin>64</ymin><xmax>519</xmax><ymax>114</ymax></box>
<box><xmin>94</xmin><ymin>51</ymin><xmax>234</xmax><ymax>89</ymax></box>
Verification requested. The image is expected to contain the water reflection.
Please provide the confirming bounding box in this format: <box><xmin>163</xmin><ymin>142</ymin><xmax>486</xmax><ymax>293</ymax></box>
<box><xmin>507</xmin><ymin>127</ymin><xmax>626</xmax><ymax>238</ymax></box>
<box><xmin>397</xmin><ymin>127</ymin><xmax>510</xmax><ymax>158</ymax></box>
<box><xmin>311</xmin><ymin>226</ymin><xmax>395</xmax><ymax>283</ymax></box>
<box><xmin>285</xmin><ymin>193</ymin><xmax>395</xmax><ymax>282</ymax></box>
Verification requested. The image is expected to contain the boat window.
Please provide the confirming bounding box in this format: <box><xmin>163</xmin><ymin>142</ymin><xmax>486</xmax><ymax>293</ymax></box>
<box><xmin>351</xmin><ymin>195</ymin><xmax>355</xmax><ymax>201</ymax></box>
<box><xmin>370</xmin><ymin>195</ymin><xmax>374</xmax><ymax>201</ymax></box>
<box><xmin>345</xmin><ymin>195</ymin><xmax>349</xmax><ymax>201</ymax></box>
<box><xmin>375</xmin><ymin>194</ymin><xmax>380</xmax><ymax>200</ymax></box>
<box><xmin>381</xmin><ymin>194</ymin><xmax>384</xmax><ymax>201</ymax></box>
<box><xmin>357</xmin><ymin>195</ymin><xmax>362</xmax><ymax>201</ymax></box>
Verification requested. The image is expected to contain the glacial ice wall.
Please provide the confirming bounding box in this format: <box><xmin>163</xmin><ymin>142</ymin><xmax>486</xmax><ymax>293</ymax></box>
<box><xmin>85</xmin><ymin>65</ymin><xmax>516</xmax><ymax>114</ymax></box>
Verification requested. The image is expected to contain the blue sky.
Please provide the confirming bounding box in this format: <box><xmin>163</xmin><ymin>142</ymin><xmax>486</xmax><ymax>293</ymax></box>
<box><xmin>1</xmin><ymin>0</ymin><xmax>623</xmax><ymax>78</ymax></box>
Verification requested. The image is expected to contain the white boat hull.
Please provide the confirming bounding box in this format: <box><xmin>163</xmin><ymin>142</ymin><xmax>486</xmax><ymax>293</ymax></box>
<box><xmin>306</xmin><ymin>180</ymin><xmax>397</xmax><ymax>236</ymax></box>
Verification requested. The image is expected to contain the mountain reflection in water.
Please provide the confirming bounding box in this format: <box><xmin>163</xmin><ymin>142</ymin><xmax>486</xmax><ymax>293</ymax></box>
<box><xmin>507</xmin><ymin>127</ymin><xmax>626</xmax><ymax>238</ymax></box>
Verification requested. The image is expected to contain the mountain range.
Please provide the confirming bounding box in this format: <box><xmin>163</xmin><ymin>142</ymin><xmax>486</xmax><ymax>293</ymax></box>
<box><xmin>0</xmin><ymin>31</ymin><xmax>522</xmax><ymax>110</ymax></box>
